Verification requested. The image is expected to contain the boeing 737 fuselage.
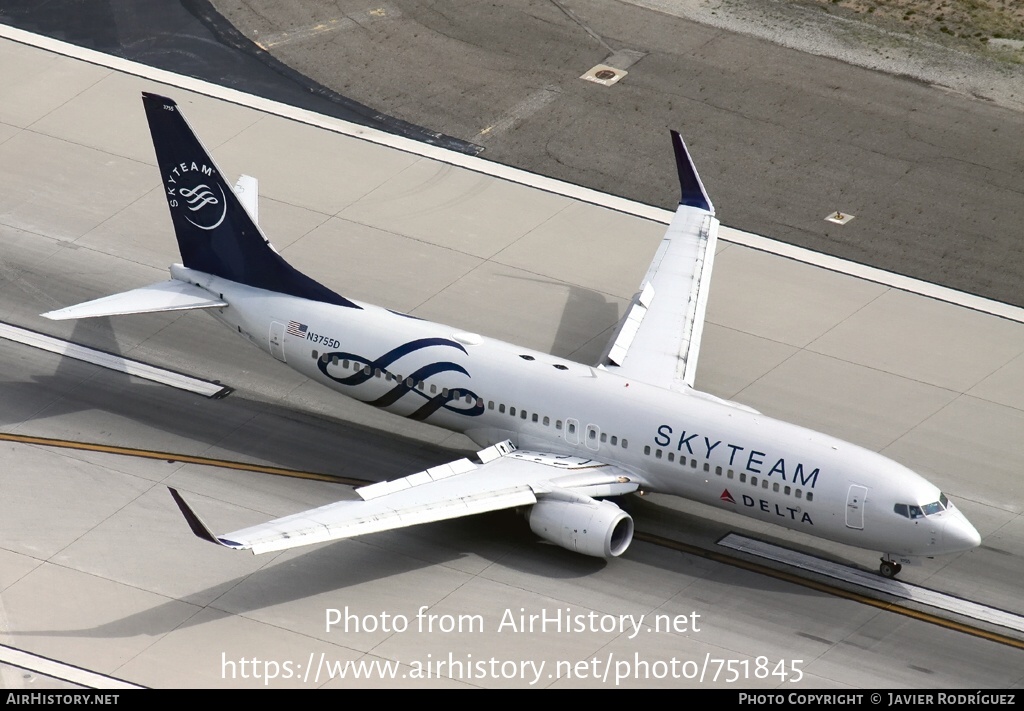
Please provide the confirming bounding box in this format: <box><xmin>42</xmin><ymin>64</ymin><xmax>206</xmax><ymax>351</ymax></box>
<box><xmin>45</xmin><ymin>93</ymin><xmax>981</xmax><ymax>579</ymax></box>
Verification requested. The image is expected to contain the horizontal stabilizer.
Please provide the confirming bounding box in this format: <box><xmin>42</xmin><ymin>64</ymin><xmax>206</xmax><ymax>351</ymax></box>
<box><xmin>41</xmin><ymin>280</ymin><xmax>227</xmax><ymax>320</ymax></box>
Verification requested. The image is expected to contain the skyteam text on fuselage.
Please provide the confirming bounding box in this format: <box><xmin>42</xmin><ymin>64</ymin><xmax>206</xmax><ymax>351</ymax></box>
<box><xmin>43</xmin><ymin>93</ymin><xmax>981</xmax><ymax>579</ymax></box>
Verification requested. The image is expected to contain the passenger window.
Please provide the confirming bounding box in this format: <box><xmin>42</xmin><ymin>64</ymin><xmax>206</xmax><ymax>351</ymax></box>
<box><xmin>488</xmin><ymin>401</ymin><xmax>494</xmax><ymax>410</ymax></box>
<box><xmin>600</xmin><ymin>432</ymin><xmax>607</xmax><ymax>443</ymax></box>
<box><xmin>644</xmin><ymin>445</ymin><xmax>651</xmax><ymax>455</ymax></box>
<box><xmin>655</xmin><ymin>449</ymin><xmax>662</xmax><ymax>459</ymax></box>
<box><xmin>521</xmin><ymin>410</ymin><xmax>528</xmax><ymax>420</ymax></box>
<box><xmin>567</xmin><ymin>422</ymin><xmax>575</xmax><ymax>434</ymax></box>
<box><xmin>704</xmin><ymin>463</ymin><xmax>710</xmax><ymax>472</ymax></box>
<box><xmin>333</xmin><ymin>355</ymin><xmax>339</xmax><ymax>365</ymax></box>
<box><xmin>610</xmin><ymin>435</ymin><xmax>617</xmax><ymax>446</ymax></box>
<box><xmin>621</xmin><ymin>439</ymin><xmax>628</xmax><ymax>449</ymax></box>
<box><xmin>532</xmin><ymin>413</ymin><xmax>538</xmax><ymax>422</ymax></box>
<box><xmin>751</xmin><ymin>476</ymin><xmax>757</xmax><ymax>486</ymax></box>
<box><xmin>667</xmin><ymin>452</ymin><xmax>674</xmax><ymax>462</ymax></box>
<box><xmin>312</xmin><ymin>350</ymin><xmax>319</xmax><ymax>360</ymax></box>
<box><xmin>556</xmin><ymin>420</ymin><xmax>562</xmax><ymax>430</ymax></box>
<box><xmin>543</xmin><ymin>416</ymin><xmax>550</xmax><ymax>426</ymax></box>
<box><xmin>784</xmin><ymin>485</ymin><xmax>791</xmax><ymax>495</ymax></box>
<box><xmin>343</xmin><ymin>359</ymin><xmax>350</xmax><ymax>368</ymax></box>
<box><xmin>430</xmin><ymin>384</ymin><xmax>436</xmax><ymax>394</ymax></box>
<box><xmin>727</xmin><ymin>470</ymin><xmax>734</xmax><ymax>479</ymax></box>
<box><xmin>510</xmin><ymin>407</ymin><xmax>516</xmax><ymax>416</ymax></box>
<box><xmin>795</xmin><ymin>489</ymin><xmax>802</xmax><ymax>499</ymax></box>
<box><xmin>773</xmin><ymin>483</ymin><xmax>779</xmax><ymax>492</ymax></box>
<box><xmin>715</xmin><ymin>466</ymin><xmax>722</xmax><ymax>475</ymax></box>
<box><xmin>806</xmin><ymin>492</ymin><xmax>813</xmax><ymax>502</ymax></box>
<box><xmin>739</xmin><ymin>473</ymin><xmax>746</xmax><ymax>483</ymax></box>
<box><xmin>499</xmin><ymin>404</ymin><xmax>506</xmax><ymax>413</ymax></box>
<box><xmin>762</xmin><ymin>479</ymin><xmax>768</xmax><ymax>489</ymax></box>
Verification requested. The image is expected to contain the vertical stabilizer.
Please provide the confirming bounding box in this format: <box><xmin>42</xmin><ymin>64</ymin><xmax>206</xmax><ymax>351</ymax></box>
<box><xmin>142</xmin><ymin>93</ymin><xmax>358</xmax><ymax>308</ymax></box>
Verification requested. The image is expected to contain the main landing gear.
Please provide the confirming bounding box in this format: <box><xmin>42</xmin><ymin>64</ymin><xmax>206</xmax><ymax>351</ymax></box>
<box><xmin>879</xmin><ymin>556</ymin><xmax>903</xmax><ymax>579</ymax></box>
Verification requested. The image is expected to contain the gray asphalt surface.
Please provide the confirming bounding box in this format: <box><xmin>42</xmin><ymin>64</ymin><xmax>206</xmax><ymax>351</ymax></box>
<box><xmin>211</xmin><ymin>0</ymin><xmax>1024</xmax><ymax>308</ymax></box>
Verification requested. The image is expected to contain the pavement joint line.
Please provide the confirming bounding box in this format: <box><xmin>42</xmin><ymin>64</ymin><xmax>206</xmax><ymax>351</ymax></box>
<box><xmin>1</xmin><ymin>24</ymin><xmax>1022</xmax><ymax>326</ymax></box>
<box><xmin>0</xmin><ymin>321</ymin><xmax>232</xmax><ymax>399</ymax></box>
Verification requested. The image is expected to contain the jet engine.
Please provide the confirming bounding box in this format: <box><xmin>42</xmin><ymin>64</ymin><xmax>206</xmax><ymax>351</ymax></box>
<box><xmin>526</xmin><ymin>497</ymin><xmax>634</xmax><ymax>558</ymax></box>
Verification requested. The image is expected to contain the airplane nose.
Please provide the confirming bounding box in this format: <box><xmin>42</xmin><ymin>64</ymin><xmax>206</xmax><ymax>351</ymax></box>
<box><xmin>943</xmin><ymin>512</ymin><xmax>982</xmax><ymax>553</ymax></box>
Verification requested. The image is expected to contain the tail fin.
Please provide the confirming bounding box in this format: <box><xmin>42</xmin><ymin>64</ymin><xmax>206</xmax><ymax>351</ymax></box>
<box><xmin>142</xmin><ymin>93</ymin><xmax>358</xmax><ymax>309</ymax></box>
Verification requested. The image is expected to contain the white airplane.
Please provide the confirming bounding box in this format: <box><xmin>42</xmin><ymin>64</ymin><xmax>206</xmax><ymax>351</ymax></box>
<box><xmin>44</xmin><ymin>93</ymin><xmax>981</xmax><ymax>579</ymax></box>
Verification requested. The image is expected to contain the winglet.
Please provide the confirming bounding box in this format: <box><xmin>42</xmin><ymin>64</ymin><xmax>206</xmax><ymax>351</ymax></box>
<box><xmin>671</xmin><ymin>130</ymin><xmax>714</xmax><ymax>214</ymax></box>
<box><xmin>168</xmin><ymin>488</ymin><xmax>245</xmax><ymax>549</ymax></box>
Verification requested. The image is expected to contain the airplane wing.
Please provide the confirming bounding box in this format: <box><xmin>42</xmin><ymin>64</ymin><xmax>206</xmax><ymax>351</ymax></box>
<box><xmin>170</xmin><ymin>441</ymin><xmax>641</xmax><ymax>558</ymax></box>
<box><xmin>599</xmin><ymin>131</ymin><xmax>718</xmax><ymax>392</ymax></box>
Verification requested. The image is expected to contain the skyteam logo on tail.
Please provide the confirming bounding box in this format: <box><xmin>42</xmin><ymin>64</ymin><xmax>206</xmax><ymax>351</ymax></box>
<box><xmin>164</xmin><ymin>161</ymin><xmax>227</xmax><ymax>231</ymax></box>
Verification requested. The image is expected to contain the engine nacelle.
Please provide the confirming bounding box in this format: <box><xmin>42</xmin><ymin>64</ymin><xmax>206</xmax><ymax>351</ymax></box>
<box><xmin>526</xmin><ymin>498</ymin><xmax>634</xmax><ymax>558</ymax></box>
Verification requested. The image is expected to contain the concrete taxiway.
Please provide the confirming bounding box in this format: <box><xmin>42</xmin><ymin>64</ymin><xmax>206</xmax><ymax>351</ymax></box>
<box><xmin>0</xmin><ymin>30</ymin><xmax>1022</xmax><ymax>688</ymax></box>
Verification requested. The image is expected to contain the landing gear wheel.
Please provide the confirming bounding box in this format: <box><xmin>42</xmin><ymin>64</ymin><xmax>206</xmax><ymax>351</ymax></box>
<box><xmin>879</xmin><ymin>559</ymin><xmax>903</xmax><ymax>579</ymax></box>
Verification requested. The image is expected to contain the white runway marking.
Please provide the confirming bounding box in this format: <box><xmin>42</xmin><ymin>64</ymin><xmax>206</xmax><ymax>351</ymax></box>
<box><xmin>2</xmin><ymin>22</ymin><xmax>1022</xmax><ymax>326</ymax></box>
<box><xmin>0</xmin><ymin>644</ymin><xmax>143</xmax><ymax>690</ymax></box>
<box><xmin>0</xmin><ymin>29</ymin><xmax>1019</xmax><ymax>321</ymax></box>
<box><xmin>476</xmin><ymin>86</ymin><xmax>561</xmax><ymax>142</ymax></box>
<box><xmin>0</xmin><ymin>25</ymin><xmax>1021</xmax><ymax>326</ymax></box>
<box><xmin>719</xmin><ymin>533</ymin><xmax>1024</xmax><ymax>633</ymax></box>
<box><xmin>255</xmin><ymin>5</ymin><xmax>400</xmax><ymax>50</ymax></box>
<box><xmin>0</xmin><ymin>322</ymin><xmax>232</xmax><ymax>398</ymax></box>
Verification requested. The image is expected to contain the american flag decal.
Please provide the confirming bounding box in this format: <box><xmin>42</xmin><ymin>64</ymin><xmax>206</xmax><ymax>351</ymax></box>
<box><xmin>287</xmin><ymin>320</ymin><xmax>308</xmax><ymax>337</ymax></box>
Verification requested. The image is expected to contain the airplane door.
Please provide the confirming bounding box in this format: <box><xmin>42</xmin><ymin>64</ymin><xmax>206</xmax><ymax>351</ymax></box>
<box><xmin>565</xmin><ymin>418</ymin><xmax>580</xmax><ymax>446</ymax></box>
<box><xmin>269</xmin><ymin>321</ymin><xmax>287</xmax><ymax>362</ymax></box>
<box><xmin>846</xmin><ymin>484</ymin><xmax>868</xmax><ymax>529</ymax></box>
<box><xmin>585</xmin><ymin>424</ymin><xmax>600</xmax><ymax>452</ymax></box>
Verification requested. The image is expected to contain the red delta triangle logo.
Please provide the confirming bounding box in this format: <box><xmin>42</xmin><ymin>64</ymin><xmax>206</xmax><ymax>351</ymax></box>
<box><xmin>720</xmin><ymin>489</ymin><xmax>736</xmax><ymax>504</ymax></box>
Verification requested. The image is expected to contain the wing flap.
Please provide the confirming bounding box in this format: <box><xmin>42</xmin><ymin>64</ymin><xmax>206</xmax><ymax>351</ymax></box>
<box><xmin>41</xmin><ymin>280</ymin><xmax>226</xmax><ymax>320</ymax></box>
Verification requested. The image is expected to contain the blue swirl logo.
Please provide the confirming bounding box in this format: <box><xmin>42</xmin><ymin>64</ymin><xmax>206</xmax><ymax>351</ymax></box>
<box><xmin>317</xmin><ymin>337</ymin><xmax>484</xmax><ymax>421</ymax></box>
<box><xmin>180</xmin><ymin>184</ymin><xmax>220</xmax><ymax>211</ymax></box>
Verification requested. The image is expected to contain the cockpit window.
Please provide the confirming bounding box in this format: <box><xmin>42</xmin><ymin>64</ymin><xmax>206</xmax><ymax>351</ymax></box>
<box><xmin>922</xmin><ymin>500</ymin><xmax>945</xmax><ymax>516</ymax></box>
<box><xmin>894</xmin><ymin>503</ymin><xmax>925</xmax><ymax>519</ymax></box>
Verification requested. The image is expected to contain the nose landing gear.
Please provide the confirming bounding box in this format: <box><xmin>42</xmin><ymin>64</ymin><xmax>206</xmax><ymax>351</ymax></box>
<box><xmin>879</xmin><ymin>556</ymin><xmax>903</xmax><ymax>579</ymax></box>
